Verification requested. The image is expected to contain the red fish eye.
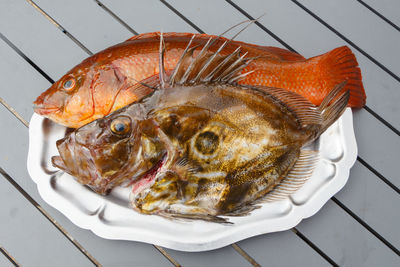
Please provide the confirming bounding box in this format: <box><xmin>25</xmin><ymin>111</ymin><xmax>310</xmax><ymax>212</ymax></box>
<box><xmin>111</xmin><ymin>116</ymin><xmax>132</xmax><ymax>135</ymax></box>
<box><xmin>63</xmin><ymin>78</ymin><xmax>75</xmax><ymax>91</ymax></box>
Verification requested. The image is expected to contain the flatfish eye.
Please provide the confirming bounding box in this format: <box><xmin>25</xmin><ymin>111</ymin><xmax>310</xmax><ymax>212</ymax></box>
<box><xmin>62</xmin><ymin>77</ymin><xmax>76</xmax><ymax>91</ymax></box>
<box><xmin>195</xmin><ymin>131</ymin><xmax>219</xmax><ymax>155</ymax></box>
<box><xmin>110</xmin><ymin>116</ymin><xmax>132</xmax><ymax>135</ymax></box>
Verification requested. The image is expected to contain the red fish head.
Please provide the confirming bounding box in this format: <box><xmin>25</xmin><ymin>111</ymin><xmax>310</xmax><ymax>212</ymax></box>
<box><xmin>33</xmin><ymin>54</ymin><xmax>147</xmax><ymax>128</ymax></box>
<box><xmin>33</xmin><ymin>60</ymin><xmax>98</xmax><ymax>128</ymax></box>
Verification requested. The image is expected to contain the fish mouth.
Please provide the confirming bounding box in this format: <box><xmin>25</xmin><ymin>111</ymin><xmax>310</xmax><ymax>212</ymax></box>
<box><xmin>130</xmin><ymin>154</ymin><xmax>167</xmax><ymax>198</ymax></box>
<box><xmin>34</xmin><ymin>103</ymin><xmax>60</xmax><ymax>115</ymax></box>
<box><xmin>51</xmin><ymin>155</ymin><xmax>67</xmax><ymax>171</ymax></box>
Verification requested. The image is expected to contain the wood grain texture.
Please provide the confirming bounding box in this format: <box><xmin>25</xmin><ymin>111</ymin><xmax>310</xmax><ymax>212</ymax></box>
<box><xmin>0</xmin><ymin>0</ymin><xmax>399</xmax><ymax>265</ymax></box>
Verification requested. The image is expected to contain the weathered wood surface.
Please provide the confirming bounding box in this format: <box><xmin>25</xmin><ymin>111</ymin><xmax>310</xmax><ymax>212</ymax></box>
<box><xmin>0</xmin><ymin>0</ymin><xmax>399</xmax><ymax>266</ymax></box>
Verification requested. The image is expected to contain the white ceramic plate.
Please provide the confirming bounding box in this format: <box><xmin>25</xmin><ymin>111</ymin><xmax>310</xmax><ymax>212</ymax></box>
<box><xmin>27</xmin><ymin>109</ymin><xmax>357</xmax><ymax>251</ymax></box>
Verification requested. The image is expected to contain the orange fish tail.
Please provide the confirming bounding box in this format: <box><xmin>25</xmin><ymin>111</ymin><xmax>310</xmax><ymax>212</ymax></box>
<box><xmin>316</xmin><ymin>46</ymin><xmax>366</xmax><ymax>108</ymax></box>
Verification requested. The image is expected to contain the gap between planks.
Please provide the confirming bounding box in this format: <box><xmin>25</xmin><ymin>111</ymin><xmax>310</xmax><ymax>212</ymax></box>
<box><xmin>221</xmin><ymin>0</ymin><xmax>400</xmax><ymax>192</ymax></box>
<box><xmin>158</xmin><ymin>0</ymin><xmax>400</xmax><ymax>192</ymax></box>
<box><xmin>8</xmin><ymin>0</ymin><xmax>398</xmax><ymax>263</ymax></box>
<box><xmin>0</xmin><ymin>167</ymin><xmax>101</xmax><ymax>266</ymax></box>
<box><xmin>22</xmin><ymin>0</ymin><xmax>400</xmax><ymax>257</ymax></box>
<box><xmin>0</xmin><ymin>246</ymin><xmax>20</xmax><ymax>267</ymax></box>
<box><xmin>289</xmin><ymin>0</ymin><xmax>400</xmax><ymax>83</ymax></box>
<box><xmin>355</xmin><ymin>0</ymin><xmax>400</xmax><ymax>33</ymax></box>
<box><xmin>224</xmin><ymin>0</ymin><xmax>400</xmax><ymax>139</ymax></box>
<box><xmin>26</xmin><ymin>0</ymin><xmax>93</xmax><ymax>55</ymax></box>
<box><xmin>21</xmin><ymin>1</ymin><xmax>256</xmax><ymax>265</ymax></box>
<box><xmin>165</xmin><ymin>0</ymin><xmax>400</xmax><ymax>258</ymax></box>
<box><xmin>0</xmin><ymin>92</ymin><xmax>181</xmax><ymax>267</ymax></box>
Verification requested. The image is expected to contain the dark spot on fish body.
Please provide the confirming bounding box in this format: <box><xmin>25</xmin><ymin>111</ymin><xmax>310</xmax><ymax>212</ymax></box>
<box><xmin>176</xmin><ymin>179</ymin><xmax>188</xmax><ymax>200</ymax></box>
<box><xmin>92</xmin><ymin>141</ymin><xmax>131</xmax><ymax>175</ymax></box>
<box><xmin>138</xmin><ymin>119</ymin><xmax>159</xmax><ymax>138</ymax></box>
<box><xmin>158</xmin><ymin>192</ymin><xmax>173</xmax><ymax>200</ymax></box>
<box><xmin>194</xmin><ymin>178</ymin><xmax>209</xmax><ymax>197</ymax></box>
<box><xmin>195</xmin><ymin>131</ymin><xmax>219</xmax><ymax>155</ymax></box>
<box><xmin>219</xmin><ymin>182</ymin><xmax>252</xmax><ymax>213</ymax></box>
<box><xmin>155</xmin><ymin>106</ymin><xmax>212</xmax><ymax>143</ymax></box>
<box><xmin>162</xmin><ymin>113</ymin><xmax>181</xmax><ymax>138</ymax></box>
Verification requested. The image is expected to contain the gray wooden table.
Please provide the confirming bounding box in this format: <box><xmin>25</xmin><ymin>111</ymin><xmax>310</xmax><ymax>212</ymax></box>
<box><xmin>0</xmin><ymin>0</ymin><xmax>399</xmax><ymax>266</ymax></box>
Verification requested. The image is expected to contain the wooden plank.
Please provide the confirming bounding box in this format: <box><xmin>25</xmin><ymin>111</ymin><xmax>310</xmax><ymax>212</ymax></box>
<box><xmin>237</xmin><ymin>231</ymin><xmax>330</xmax><ymax>266</ymax></box>
<box><xmin>0</xmin><ymin>102</ymin><xmax>173</xmax><ymax>267</ymax></box>
<box><xmin>1</xmin><ymin>0</ymin><xmax>396</xmax><ymax>266</ymax></box>
<box><xmin>33</xmin><ymin>0</ymin><xmax>133</xmax><ymax>54</ymax></box>
<box><xmin>97</xmin><ymin>0</ymin><xmax>196</xmax><ymax>33</ymax></box>
<box><xmin>0</xmin><ymin>249</ymin><xmax>16</xmax><ymax>267</ymax></box>
<box><xmin>164</xmin><ymin>246</ymin><xmax>253</xmax><ymax>267</ymax></box>
<box><xmin>228</xmin><ymin>0</ymin><xmax>400</xmax><ymax>186</ymax></box>
<box><xmin>297</xmin><ymin>200</ymin><xmax>400</xmax><ymax>266</ymax></box>
<box><xmin>102</xmin><ymin>0</ymin><xmax>284</xmax><ymax>46</ymax></box>
<box><xmin>0</xmin><ymin>37</ymin><xmax>49</xmax><ymax>121</ymax></box>
<box><xmin>231</xmin><ymin>0</ymin><xmax>400</xmax><ymax>252</ymax></box>
<box><xmin>353</xmin><ymin>109</ymin><xmax>400</xmax><ymax>189</ymax></box>
<box><xmin>336</xmin><ymin>161</ymin><xmax>400</xmax><ymax>249</ymax></box>
<box><xmin>0</xmin><ymin>257</ymin><xmax>13</xmax><ymax>267</ymax></box>
<box><xmin>0</xmin><ymin>0</ymin><xmax>88</xmax><ymax>80</ymax></box>
<box><xmin>0</xmin><ymin>19</ymin><xmax>173</xmax><ymax>267</ymax></box>
<box><xmin>31</xmin><ymin>0</ymin><xmax>337</xmax><ymax>265</ymax></box>
<box><xmin>151</xmin><ymin>0</ymin><xmax>400</xmax><ymax>263</ymax></box>
<box><xmin>229</xmin><ymin>0</ymin><xmax>400</xmax><ymax>131</ymax></box>
<box><xmin>295</xmin><ymin>0</ymin><xmax>400</xmax><ymax>77</ymax></box>
<box><xmin>362</xmin><ymin>0</ymin><xmax>400</xmax><ymax>27</ymax></box>
<box><xmin>166</xmin><ymin>0</ymin><xmax>400</xmax><ymax>221</ymax></box>
<box><xmin>0</xmin><ymin>1</ymin><xmax>244</xmax><ymax>265</ymax></box>
<box><xmin>0</xmin><ymin>106</ymin><xmax>92</xmax><ymax>267</ymax></box>
<box><xmin>28</xmin><ymin>1</ymin><xmax>261</xmax><ymax>265</ymax></box>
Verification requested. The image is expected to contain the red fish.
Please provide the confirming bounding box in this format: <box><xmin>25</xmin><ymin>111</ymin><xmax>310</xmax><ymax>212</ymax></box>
<box><xmin>34</xmin><ymin>32</ymin><xmax>365</xmax><ymax>128</ymax></box>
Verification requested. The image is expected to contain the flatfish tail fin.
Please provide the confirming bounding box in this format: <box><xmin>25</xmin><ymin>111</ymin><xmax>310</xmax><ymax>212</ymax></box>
<box><xmin>252</xmin><ymin>81</ymin><xmax>349</xmax><ymax>140</ymax></box>
<box><xmin>317</xmin><ymin>81</ymin><xmax>350</xmax><ymax>134</ymax></box>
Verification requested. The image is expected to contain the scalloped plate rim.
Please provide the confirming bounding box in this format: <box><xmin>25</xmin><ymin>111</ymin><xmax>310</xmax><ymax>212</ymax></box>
<box><xmin>27</xmin><ymin>109</ymin><xmax>357</xmax><ymax>252</ymax></box>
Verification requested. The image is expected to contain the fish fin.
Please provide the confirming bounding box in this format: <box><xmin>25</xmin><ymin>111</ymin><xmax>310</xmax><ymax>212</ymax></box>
<box><xmin>112</xmin><ymin>75</ymin><xmax>160</xmax><ymax>110</ymax></box>
<box><xmin>317</xmin><ymin>82</ymin><xmax>350</xmax><ymax>134</ymax></box>
<box><xmin>248</xmin><ymin>85</ymin><xmax>323</xmax><ymax>128</ymax></box>
<box><xmin>165</xmin><ymin>35</ymin><xmax>255</xmax><ymax>86</ymax></box>
<box><xmin>223</xmin><ymin>204</ymin><xmax>261</xmax><ymax>217</ymax></box>
<box><xmin>219</xmin><ymin>16</ymin><xmax>261</xmax><ymax>38</ymax></box>
<box><xmin>125</xmin><ymin>32</ymin><xmax>159</xmax><ymax>42</ymax></box>
<box><xmin>315</xmin><ymin>46</ymin><xmax>366</xmax><ymax>108</ymax></box>
<box><xmin>125</xmin><ymin>32</ymin><xmax>199</xmax><ymax>42</ymax></box>
<box><xmin>254</xmin><ymin>82</ymin><xmax>348</xmax><ymax>139</ymax></box>
<box><xmin>256</xmin><ymin>46</ymin><xmax>306</xmax><ymax>61</ymax></box>
<box><xmin>263</xmin><ymin>150</ymin><xmax>319</xmax><ymax>202</ymax></box>
<box><xmin>174</xmin><ymin>156</ymin><xmax>202</xmax><ymax>175</ymax></box>
<box><xmin>158</xmin><ymin>32</ymin><xmax>168</xmax><ymax>88</ymax></box>
<box><xmin>158</xmin><ymin>211</ymin><xmax>231</xmax><ymax>224</ymax></box>
<box><xmin>126</xmin><ymin>74</ymin><xmax>161</xmax><ymax>91</ymax></box>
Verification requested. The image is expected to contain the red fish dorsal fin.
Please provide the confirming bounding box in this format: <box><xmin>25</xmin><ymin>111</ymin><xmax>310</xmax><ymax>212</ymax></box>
<box><xmin>256</xmin><ymin>46</ymin><xmax>305</xmax><ymax>61</ymax></box>
<box><xmin>125</xmin><ymin>32</ymin><xmax>158</xmax><ymax>42</ymax></box>
<box><xmin>126</xmin><ymin>32</ymin><xmax>305</xmax><ymax>62</ymax></box>
<box><xmin>157</xmin><ymin>33</ymin><xmax>256</xmax><ymax>87</ymax></box>
<box><xmin>125</xmin><ymin>32</ymin><xmax>197</xmax><ymax>42</ymax></box>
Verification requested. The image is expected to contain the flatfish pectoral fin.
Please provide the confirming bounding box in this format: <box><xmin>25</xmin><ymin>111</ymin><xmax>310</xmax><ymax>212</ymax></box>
<box><xmin>262</xmin><ymin>149</ymin><xmax>319</xmax><ymax>202</ymax></box>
